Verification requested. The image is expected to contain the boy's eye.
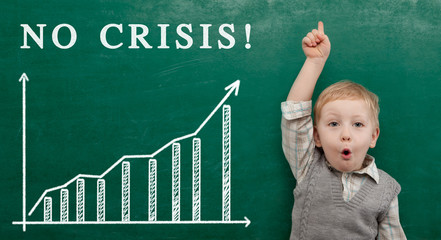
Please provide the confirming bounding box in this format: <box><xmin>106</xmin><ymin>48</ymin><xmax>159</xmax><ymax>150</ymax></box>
<box><xmin>353</xmin><ymin>122</ymin><xmax>364</xmax><ymax>127</ymax></box>
<box><xmin>328</xmin><ymin>122</ymin><xmax>339</xmax><ymax>127</ymax></box>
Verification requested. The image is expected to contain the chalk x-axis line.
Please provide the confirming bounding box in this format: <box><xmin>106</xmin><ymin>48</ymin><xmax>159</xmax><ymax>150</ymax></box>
<box><xmin>27</xmin><ymin>80</ymin><xmax>241</xmax><ymax>217</ymax></box>
<box><xmin>13</xmin><ymin>217</ymin><xmax>251</xmax><ymax>228</ymax></box>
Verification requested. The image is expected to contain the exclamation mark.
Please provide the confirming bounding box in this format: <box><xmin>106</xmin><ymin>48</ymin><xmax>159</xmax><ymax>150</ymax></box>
<box><xmin>245</xmin><ymin>24</ymin><xmax>251</xmax><ymax>49</ymax></box>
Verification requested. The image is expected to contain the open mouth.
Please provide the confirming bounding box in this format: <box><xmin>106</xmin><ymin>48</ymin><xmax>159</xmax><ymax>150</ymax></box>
<box><xmin>341</xmin><ymin>148</ymin><xmax>352</xmax><ymax>159</ymax></box>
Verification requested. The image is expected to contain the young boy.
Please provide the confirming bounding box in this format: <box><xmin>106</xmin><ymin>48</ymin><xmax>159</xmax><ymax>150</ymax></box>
<box><xmin>281</xmin><ymin>21</ymin><xmax>406</xmax><ymax>239</ymax></box>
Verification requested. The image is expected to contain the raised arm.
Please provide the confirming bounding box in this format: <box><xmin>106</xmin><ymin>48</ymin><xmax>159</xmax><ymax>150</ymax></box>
<box><xmin>286</xmin><ymin>21</ymin><xmax>331</xmax><ymax>101</ymax></box>
<box><xmin>282</xmin><ymin>22</ymin><xmax>331</xmax><ymax>181</ymax></box>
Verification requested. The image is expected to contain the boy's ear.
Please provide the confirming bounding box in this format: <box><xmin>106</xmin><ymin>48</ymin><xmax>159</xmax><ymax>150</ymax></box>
<box><xmin>313</xmin><ymin>127</ymin><xmax>322</xmax><ymax>147</ymax></box>
<box><xmin>370</xmin><ymin>127</ymin><xmax>380</xmax><ymax>148</ymax></box>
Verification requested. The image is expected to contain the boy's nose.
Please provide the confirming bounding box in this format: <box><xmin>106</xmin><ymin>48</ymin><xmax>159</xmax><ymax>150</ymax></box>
<box><xmin>341</xmin><ymin>135</ymin><xmax>351</xmax><ymax>142</ymax></box>
<box><xmin>341</xmin><ymin>128</ymin><xmax>351</xmax><ymax>142</ymax></box>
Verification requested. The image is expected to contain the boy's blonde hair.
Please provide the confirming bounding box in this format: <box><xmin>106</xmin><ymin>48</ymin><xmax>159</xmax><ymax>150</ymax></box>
<box><xmin>313</xmin><ymin>81</ymin><xmax>380</xmax><ymax>127</ymax></box>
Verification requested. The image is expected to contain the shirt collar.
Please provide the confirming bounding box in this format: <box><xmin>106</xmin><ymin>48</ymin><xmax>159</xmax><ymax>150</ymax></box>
<box><xmin>325</xmin><ymin>154</ymin><xmax>380</xmax><ymax>184</ymax></box>
<box><xmin>353</xmin><ymin>154</ymin><xmax>380</xmax><ymax>184</ymax></box>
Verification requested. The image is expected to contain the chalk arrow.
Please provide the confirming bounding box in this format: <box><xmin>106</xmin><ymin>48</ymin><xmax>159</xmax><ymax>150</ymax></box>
<box><xmin>224</xmin><ymin>80</ymin><xmax>240</xmax><ymax>96</ymax></box>
<box><xmin>194</xmin><ymin>79</ymin><xmax>240</xmax><ymax>134</ymax></box>
<box><xmin>244</xmin><ymin>216</ymin><xmax>251</xmax><ymax>228</ymax></box>
<box><xmin>19</xmin><ymin>73</ymin><xmax>29</xmax><ymax>82</ymax></box>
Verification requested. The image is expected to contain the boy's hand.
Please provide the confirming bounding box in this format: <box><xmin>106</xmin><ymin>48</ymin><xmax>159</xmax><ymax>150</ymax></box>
<box><xmin>286</xmin><ymin>21</ymin><xmax>330</xmax><ymax>101</ymax></box>
<box><xmin>302</xmin><ymin>21</ymin><xmax>331</xmax><ymax>62</ymax></box>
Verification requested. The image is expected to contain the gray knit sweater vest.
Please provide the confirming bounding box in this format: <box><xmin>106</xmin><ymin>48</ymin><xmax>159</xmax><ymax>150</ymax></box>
<box><xmin>290</xmin><ymin>150</ymin><xmax>401</xmax><ymax>240</ymax></box>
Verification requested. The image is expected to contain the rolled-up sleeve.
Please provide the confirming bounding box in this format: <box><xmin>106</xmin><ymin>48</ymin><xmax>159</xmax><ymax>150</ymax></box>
<box><xmin>281</xmin><ymin>101</ymin><xmax>315</xmax><ymax>183</ymax></box>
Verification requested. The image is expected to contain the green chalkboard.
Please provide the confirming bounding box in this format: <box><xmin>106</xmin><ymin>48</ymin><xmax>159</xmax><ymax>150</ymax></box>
<box><xmin>1</xmin><ymin>0</ymin><xmax>441</xmax><ymax>239</ymax></box>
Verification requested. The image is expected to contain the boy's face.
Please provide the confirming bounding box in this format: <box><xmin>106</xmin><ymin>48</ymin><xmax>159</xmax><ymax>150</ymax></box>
<box><xmin>314</xmin><ymin>99</ymin><xmax>380</xmax><ymax>172</ymax></box>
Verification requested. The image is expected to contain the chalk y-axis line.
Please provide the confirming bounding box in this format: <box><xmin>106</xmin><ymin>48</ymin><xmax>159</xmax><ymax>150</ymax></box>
<box><xmin>20</xmin><ymin>73</ymin><xmax>29</xmax><ymax>232</ymax></box>
<box><xmin>26</xmin><ymin>79</ymin><xmax>241</xmax><ymax>218</ymax></box>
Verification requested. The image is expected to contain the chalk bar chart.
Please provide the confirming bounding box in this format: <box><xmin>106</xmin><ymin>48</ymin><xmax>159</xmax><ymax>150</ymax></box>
<box><xmin>13</xmin><ymin>76</ymin><xmax>250</xmax><ymax>231</ymax></box>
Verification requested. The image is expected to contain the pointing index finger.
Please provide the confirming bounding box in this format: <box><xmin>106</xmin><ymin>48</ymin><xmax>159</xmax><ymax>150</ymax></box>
<box><xmin>318</xmin><ymin>21</ymin><xmax>324</xmax><ymax>34</ymax></box>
